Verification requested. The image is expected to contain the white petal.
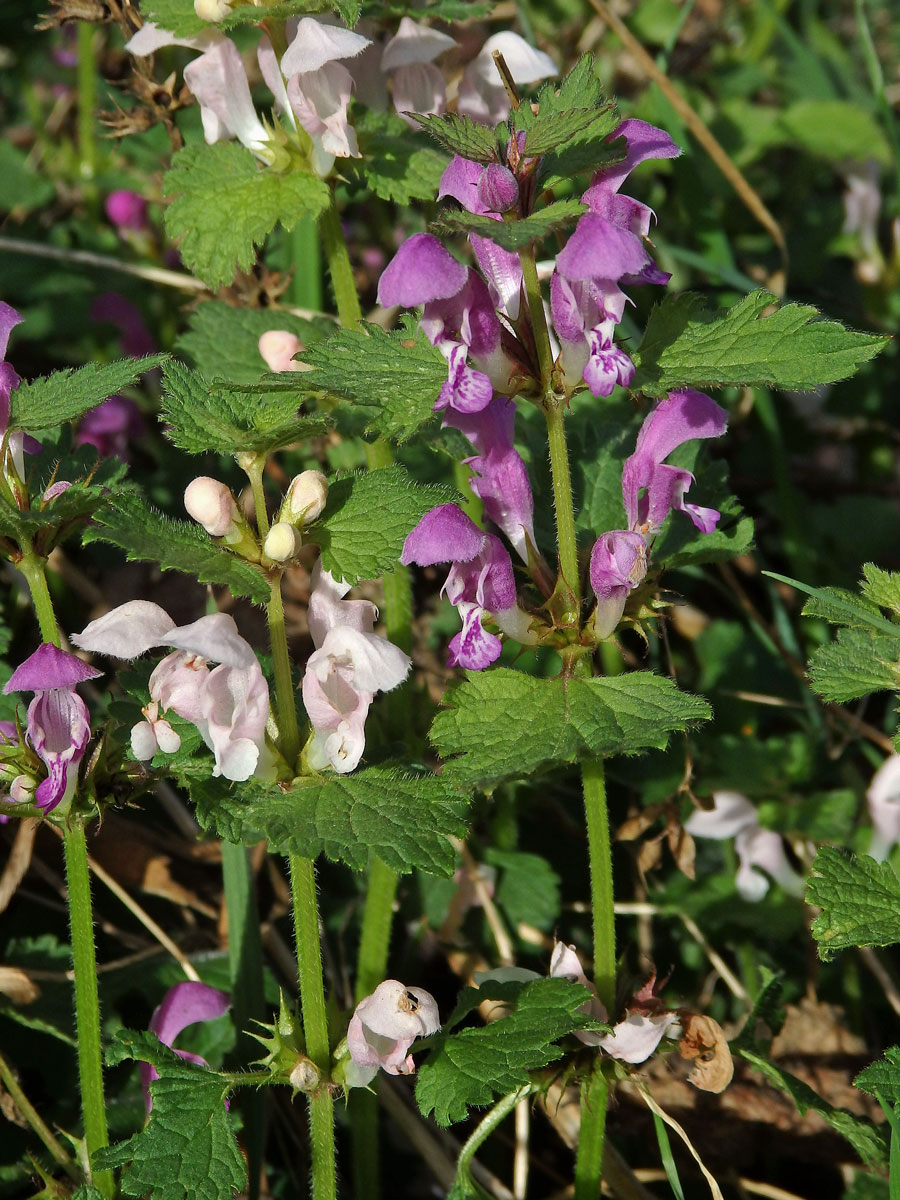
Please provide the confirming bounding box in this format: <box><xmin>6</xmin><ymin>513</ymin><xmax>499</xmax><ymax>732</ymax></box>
<box><xmin>73</xmin><ymin>601</ymin><xmax>176</xmax><ymax>659</ymax></box>
<box><xmin>183</xmin><ymin>40</ymin><xmax>269</xmax><ymax>155</ymax></box>
<box><xmin>257</xmin><ymin>35</ymin><xmax>295</xmax><ymax>126</ymax></box>
<box><xmin>471</xmin><ymin>32</ymin><xmax>556</xmax><ymax>84</ymax></box>
<box><xmin>317</xmin><ymin>627</ymin><xmax>411</xmax><ymax>694</ymax></box>
<box><xmin>600</xmin><ymin>1012</ymin><xmax>675</xmax><ymax>1064</ymax></box>
<box><xmin>130</xmin><ymin>721</ymin><xmax>159</xmax><ymax>760</ymax></box>
<box><xmin>281</xmin><ymin>17</ymin><xmax>371</xmax><ymax>77</ymax></box>
<box><xmin>684</xmin><ymin>791</ymin><xmax>758</xmax><ymax>840</ymax></box>
<box><xmin>167</xmin><ymin>613</ymin><xmax>257</xmax><ymax>669</ymax></box>
<box><xmin>381</xmin><ymin>17</ymin><xmax>456</xmax><ymax>70</ymax></box>
<box><xmin>125</xmin><ymin>23</ymin><xmax>221</xmax><ymax>56</ymax></box>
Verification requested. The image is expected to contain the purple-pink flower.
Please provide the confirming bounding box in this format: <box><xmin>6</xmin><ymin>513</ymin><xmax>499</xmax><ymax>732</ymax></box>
<box><xmin>3</xmin><ymin>644</ymin><xmax>102</xmax><ymax>813</ymax></box>
<box><xmin>75</xmin><ymin>396</ymin><xmax>144</xmax><ymax>461</ymax></box>
<box><xmin>140</xmin><ymin>980</ymin><xmax>230</xmax><ymax>1112</ymax></box>
<box><xmin>105</xmin><ymin>190</ymin><xmax>149</xmax><ymax>233</ymax></box>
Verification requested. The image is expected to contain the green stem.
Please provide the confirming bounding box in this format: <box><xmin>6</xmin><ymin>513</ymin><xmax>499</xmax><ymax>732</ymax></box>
<box><xmin>64</xmin><ymin>820</ymin><xmax>114</xmax><ymax>1199</ymax></box>
<box><xmin>575</xmin><ymin>759</ymin><xmax>616</xmax><ymax>1196</ymax></box>
<box><xmin>574</xmin><ymin>1066</ymin><xmax>610</xmax><ymax>1200</ymax></box>
<box><xmin>18</xmin><ymin>547</ymin><xmax>60</xmax><ymax>646</ymax></box>
<box><xmin>545</xmin><ymin>402</ymin><xmax>581</xmax><ymax>605</ymax></box>
<box><xmin>0</xmin><ymin>1049</ymin><xmax>80</xmax><ymax>1182</ymax></box>
<box><xmin>267</xmin><ymin>572</ymin><xmax>301</xmax><ymax>767</ymax></box>
<box><xmin>518</xmin><ymin>248</ymin><xmax>553</xmax><ymax>389</ymax></box>
<box><xmin>355</xmin><ymin>856</ymin><xmax>399</xmax><ymax>1002</ymax></box>
<box><xmin>320</xmin><ymin>198</ymin><xmax>362</xmax><ymax>328</ymax></box>
<box><xmin>457</xmin><ymin>1087</ymin><xmax>530</xmax><ymax>1191</ymax></box>
<box><xmin>245</xmin><ymin>457</ymin><xmax>270</xmax><ymax>540</ymax></box>
<box><xmin>76</xmin><ymin>22</ymin><xmax>97</xmax><ymax>181</ymax></box>
<box><xmin>290</xmin><ymin>854</ymin><xmax>336</xmax><ymax>1200</ymax></box>
<box><xmin>290</xmin><ymin>218</ymin><xmax>324</xmax><ymax>310</ymax></box>
<box><xmin>222</xmin><ymin>841</ymin><xmax>266</xmax><ymax>1200</ymax></box>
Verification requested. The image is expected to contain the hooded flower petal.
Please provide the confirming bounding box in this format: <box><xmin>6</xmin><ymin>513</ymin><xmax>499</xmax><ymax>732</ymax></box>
<box><xmin>141</xmin><ymin>981</ymin><xmax>230</xmax><ymax>1112</ymax></box>
<box><xmin>868</xmin><ymin>754</ymin><xmax>900</xmax><ymax>861</ymax></box>
<box><xmin>72</xmin><ymin>600</ymin><xmax>178</xmax><ymax>658</ymax></box>
<box><xmin>458</xmin><ymin>32</ymin><xmax>556</xmax><ymax>125</ymax></box>
<box><xmin>377</xmin><ymin>233</ymin><xmax>468</xmax><ymax>308</ymax></box>
<box><xmin>348</xmin><ymin>980</ymin><xmax>440</xmax><ymax>1077</ymax></box>
<box><xmin>381</xmin><ymin>17</ymin><xmax>455</xmax><ymax>70</ymax></box>
<box><xmin>598</xmin><ymin>118</ymin><xmax>681</xmax><ymax>196</ymax></box>
<box><xmin>281</xmin><ymin>18</ymin><xmax>371</xmax><ymax>77</ymax></box>
<box><xmin>622</xmin><ymin>390</ymin><xmax>727</xmax><ymax>534</ymax></box>
<box><xmin>401</xmin><ymin>502</ymin><xmax>489</xmax><ymax>567</ymax></box>
<box><xmin>589</xmin><ymin>530</ymin><xmax>647</xmax><ymax>639</ymax></box>
<box><xmin>599</xmin><ymin>1012</ymin><xmax>676</xmax><ymax>1063</ymax></box>
<box><xmin>183</xmin><ymin>39</ymin><xmax>270</xmax><ymax>157</ymax></box>
<box><xmin>5</xmin><ymin>643</ymin><xmax>102</xmax><ymax>693</ymax></box>
<box><xmin>0</xmin><ymin>303</ymin><xmax>24</xmax><ymax>362</ymax></box>
<box><xmin>684</xmin><ymin>791</ymin><xmax>758</xmax><ymax>840</ymax></box>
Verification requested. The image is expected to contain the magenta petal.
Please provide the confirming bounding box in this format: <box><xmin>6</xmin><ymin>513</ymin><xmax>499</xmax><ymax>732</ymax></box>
<box><xmin>557</xmin><ymin>213</ymin><xmax>653</xmax><ymax>283</ymax></box>
<box><xmin>377</xmin><ymin>234</ymin><xmax>468</xmax><ymax>307</ymax></box>
<box><xmin>439</xmin><ymin>156</ymin><xmax>490</xmax><ymax>215</ymax></box>
<box><xmin>600</xmin><ymin>119</ymin><xmax>681</xmax><ymax>194</ymax></box>
<box><xmin>633</xmin><ymin>390</ymin><xmax>728</xmax><ymax>465</ymax></box>
<box><xmin>589</xmin><ymin>530</ymin><xmax>647</xmax><ymax>600</ymax></box>
<box><xmin>6</xmin><ymin>644</ymin><xmax>102</xmax><ymax>693</ymax></box>
<box><xmin>401</xmin><ymin>504</ymin><xmax>486</xmax><ymax>567</ymax></box>
<box><xmin>149</xmin><ymin>980</ymin><xmax>231</xmax><ymax>1048</ymax></box>
<box><xmin>0</xmin><ymin>303</ymin><xmax>24</xmax><ymax>362</ymax></box>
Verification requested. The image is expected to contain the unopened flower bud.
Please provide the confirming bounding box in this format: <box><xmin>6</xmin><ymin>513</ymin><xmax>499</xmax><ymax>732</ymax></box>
<box><xmin>289</xmin><ymin>1056</ymin><xmax>320</xmax><ymax>1093</ymax></box>
<box><xmin>264</xmin><ymin>521</ymin><xmax>302</xmax><ymax>563</ymax></box>
<box><xmin>184</xmin><ymin>477</ymin><xmax>240</xmax><ymax>538</ymax></box>
<box><xmin>284</xmin><ymin>471</ymin><xmax>328</xmax><ymax>525</ymax></box>
<box><xmin>43</xmin><ymin>480</ymin><xmax>72</xmax><ymax>502</ymax></box>
<box><xmin>258</xmin><ymin>331</ymin><xmax>309</xmax><ymax>374</ymax></box>
<box><xmin>105</xmin><ymin>189</ymin><xmax>148</xmax><ymax>232</ymax></box>
<box><xmin>477</xmin><ymin>164</ymin><xmax>519</xmax><ymax>213</ymax></box>
<box><xmin>10</xmin><ymin>775</ymin><xmax>36</xmax><ymax>804</ymax></box>
<box><xmin>194</xmin><ymin>0</ymin><xmax>230</xmax><ymax>19</ymax></box>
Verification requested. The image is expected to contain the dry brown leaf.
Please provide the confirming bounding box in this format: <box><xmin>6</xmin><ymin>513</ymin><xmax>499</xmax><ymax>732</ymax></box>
<box><xmin>0</xmin><ymin>819</ymin><xmax>38</xmax><ymax>915</ymax></box>
<box><xmin>666</xmin><ymin>812</ymin><xmax>696</xmax><ymax>880</ymax></box>
<box><xmin>0</xmin><ymin>966</ymin><xmax>40</xmax><ymax>1005</ymax></box>
<box><xmin>636</xmin><ymin>836</ymin><xmax>663</xmax><ymax>880</ymax></box>
<box><xmin>617</xmin><ymin>804</ymin><xmax>663</xmax><ymax>841</ymax></box>
<box><xmin>679</xmin><ymin>1012</ymin><xmax>734</xmax><ymax>1094</ymax></box>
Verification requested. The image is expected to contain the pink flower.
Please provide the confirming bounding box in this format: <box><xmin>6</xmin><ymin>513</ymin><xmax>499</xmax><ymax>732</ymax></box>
<box><xmin>685</xmin><ymin>791</ymin><xmax>803</xmax><ymax>901</ymax></box>
<box><xmin>867</xmin><ymin>755</ymin><xmax>900</xmax><ymax>861</ymax></box>
<box><xmin>140</xmin><ymin>980</ymin><xmax>230</xmax><ymax>1112</ymax></box>
<box><xmin>105</xmin><ymin>190</ymin><xmax>148</xmax><ymax>232</ymax></box>
<box><xmin>347</xmin><ymin>979</ymin><xmax>440</xmax><ymax>1085</ymax></box>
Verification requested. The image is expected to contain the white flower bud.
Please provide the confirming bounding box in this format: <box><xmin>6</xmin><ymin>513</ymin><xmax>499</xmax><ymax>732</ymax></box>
<box><xmin>264</xmin><ymin>521</ymin><xmax>302</xmax><ymax>563</ymax></box>
<box><xmin>194</xmin><ymin>0</ymin><xmax>230</xmax><ymax>20</ymax></box>
<box><xmin>289</xmin><ymin>1057</ymin><xmax>320</xmax><ymax>1093</ymax></box>
<box><xmin>285</xmin><ymin>471</ymin><xmax>328</xmax><ymax>525</ymax></box>
<box><xmin>258</xmin><ymin>330</ymin><xmax>310</xmax><ymax>374</ymax></box>
<box><xmin>184</xmin><ymin>477</ymin><xmax>239</xmax><ymax>538</ymax></box>
<box><xmin>10</xmin><ymin>775</ymin><xmax>36</xmax><ymax>804</ymax></box>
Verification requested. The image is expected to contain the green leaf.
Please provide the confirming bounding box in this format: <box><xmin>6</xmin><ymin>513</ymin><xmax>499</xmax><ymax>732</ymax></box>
<box><xmin>485</xmin><ymin>850</ymin><xmax>561</xmax><ymax>932</ymax></box>
<box><xmin>353</xmin><ymin>110</ymin><xmax>449</xmax><ymax>204</ymax></box>
<box><xmin>192</xmin><ymin>768</ymin><xmax>469</xmax><ymax>876</ymax></box>
<box><xmin>856</xmin><ymin>1049</ymin><xmax>900</xmax><ymax>1106</ymax></box>
<box><xmin>9</xmin><ymin>355</ymin><xmax>167</xmax><ymax>433</ymax></box>
<box><xmin>806</xmin><ymin>847</ymin><xmax>900</xmax><ymax>960</ymax></box>
<box><xmin>431</xmin><ymin>669</ymin><xmax>711</xmax><ymax>788</ymax></box>
<box><xmin>0</xmin><ymin>142</ymin><xmax>55</xmax><ymax>213</ymax></box>
<box><xmin>416</xmin><ymin>978</ymin><xmax>601</xmax><ymax>1126</ymax></box>
<box><xmin>221</xmin><ymin>0</ymin><xmax>324</xmax><ymax>26</ymax></box>
<box><xmin>801</xmin><ymin>585</ymin><xmax>886</xmax><ymax>629</ymax></box>
<box><xmin>143</xmin><ymin>0</ymin><xmax>205</xmax><ymax>36</ymax></box>
<box><xmin>739</xmin><ymin>1047</ymin><xmax>887</xmax><ymax>1168</ymax></box>
<box><xmin>164</xmin><ymin>143</ymin><xmax>330</xmax><ymax>288</ymax></box>
<box><xmin>517</xmin><ymin>53</ymin><xmax>604</xmax><ymax>119</ymax></box>
<box><xmin>778</xmin><ymin>100</ymin><xmax>891</xmax><ymax>166</ymax></box>
<box><xmin>729</xmin><ymin>968</ymin><xmax>786</xmax><ymax>1054</ymax></box>
<box><xmin>331</xmin><ymin>0</ymin><xmax>360</xmax><ymax>24</ymax></box>
<box><xmin>160</xmin><ymin>359</ymin><xmax>330</xmax><ymax>456</ymax></box>
<box><xmin>176</xmin><ymin>300</ymin><xmax>335</xmax><ymax>383</ymax></box>
<box><xmin>82</xmin><ymin>493</ymin><xmax>270</xmax><ymax>605</ymax></box>
<box><xmin>523</xmin><ymin>106</ymin><xmax>615</xmax><ymax>157</ymax></box>
<box><xmin>298</xmin><ymin>317</ymin><xmax>448</xmax><ymax>442</ymax></box>
<box><xmin>861</xmin><ymin>565</ymin><xmax>900</xmax><ymax>617</ymax></box>
<box><xmin>433</xmin><ymin>199</ymin><xmax>586</xmax><ymax>252</ymax></box>
<box><xmin>306</xmin><ymin>466</ymin><xmax>455</xmax><ymax>583</ymax></box>
<box><xmin>632</xmin><ymin>291</ymin><xmax>889</xmax><ymax>396</ymax></box>
<box><xmin>807</xmin><ymin>627</ymin><xmax>900</xmax><ymax>703</ymax></box>
<box><xmin>412</xmin><ymin>112</ymin><xmax>499</xmax><ymax>162</ymax></box>
<box><xmin>96</xmin><ymin>1030</ymin><xmax>245</xmax><ymax>1200</ymax></box>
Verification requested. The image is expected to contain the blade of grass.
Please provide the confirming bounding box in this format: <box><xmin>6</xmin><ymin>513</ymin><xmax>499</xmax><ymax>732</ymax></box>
<box><xmin>652</xmin><ymin>1110</ymin><xmax>686</xmax><ymax>1200</ymax></box>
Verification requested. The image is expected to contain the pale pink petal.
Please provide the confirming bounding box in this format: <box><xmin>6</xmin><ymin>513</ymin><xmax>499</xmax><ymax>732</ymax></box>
<box><xmin>183</xmin><ymin>40</ymin><xmax>269</xmax><ymax>155</ymax></box>
<box><xmin>684</xmin><ymin>791</ymin><xmax>757</xmax><ymax>840</ymax></box>
<box><xmin>281</xmin><ymin>18</ymin><xmax>371</xmax><ymax>76</ymax></box>
<box><xmin>72</xmin><ymin>601</ymin><xmax>177</xmax><ymax>659</ymax></box>
<box><xmin>166</xmin><ymin>613</ymin><xmax>257</xmax><ymax>669</ymax></box>
<box><xmin>868</xmin><ymin>754</ymin><xmax>900</xmax><ymax>861</ymax></box>
<box><xmin>599</xmin><ymin>1012</ymin><xmax>675</xmax><ymax>1063</ymax></box>
<box><xmin>391</xmin><ymin>62</ymin><xmax>445</xmax><ymax>126</ymax></box>
<box><xmin>381</xmin><ymin>17</ymin><xmax>456</xmax><ymax>70</ymax></box>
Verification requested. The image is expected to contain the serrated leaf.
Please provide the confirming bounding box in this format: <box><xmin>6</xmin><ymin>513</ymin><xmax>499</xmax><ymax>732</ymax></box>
<box><xmin>433</xmin><ymin>199</ymin><xmax>586</xmax><ymax>252</ymax></box>
<box><xmin>416</xmin><ymin>978</ymin><xmax>601</xmax><ymax>1126</ymax></box>
<box><xmin>519</xmin><ymin>54</ymin><xmax>604</xmax><ymax>120</ymax></box>
<box><xmin>298</xmin><ymin>318</ymin><xmax>448</xmax><ymax>441</ymax></box>
<box><xmin>82</xmin><ymin>493</ymin><xmax>270</xmax><ymax>605</ymax></box>
<box><xmin>729</xmin><ymin>968</ymin><xmax>786</xmax><ymax>1053</ymax></box>
<box><xmin>176</xmin><ymin>300</ymin><xmax>335</xmax><ymax>383</ymax></box>
<box><xmin>192</xmin><ymin>767</ymin><xmax>469</xmax><ymax>875</ymax></box>
<box><xmin>856</xmin><ymin>1048</ymin><xmax>900</xmax><ymax>1105</ymax></box>
<box><xmin>220</xmin><ymin>0</ymin><xmax>321</xmax><ymax>27</ymax></box>
<box><xmin>806</xmin><ymin>847</ymin><xmax>900</xmax><ymax>960</ymax></box>
<box><xmin>739</xmin><ymin>1047</ymin><xmax>887</xmax><ymax>1168</ymax></box>
<box><xmin>861</xmin><ymin>565</ymin><xmax>900</xmax><ymax>616</ymax></box>
<box><xmin>143</xmin><ymin>0</ymin><xmax>205</xmax><ymax>36</ymax></box>
<box><xmin>160</xmin><ymin>359</ymin><xmax>329</xmax><ymax>456</ymax></box>
<box><xmin>431</xmin><ymin>669</ymin><xmax>711</xmax><ymax>788</ymax></box>
<box><xmin>801</xmin><ymin>586</ymin><xmax>886</xmax><ymax>628</ymax></box>
<box><xmin>807</xmin><ymin>627</ymin><xmax>900</xmax><ymax>703</ymax></box>
<box><xmin>632</xmin><ymin>291</ymin><xmax>888</xmax><ymax>396</ymax></box>
<box><xmin>331</xmin><ymin>0</ymin><xmax>360</xmax><ymax>25</ymax></box>
<box><xmin>164</xmin><ymin>143</ymin><xmax>330</xmax><ymax>288</ymax></box>
<box><xmin>353</xmin><ymin>109</ymin><xmax>449</xmax><ymax>204</ymax></box>
<box><xmin>9</xmin><ymin>355</ymin><xmax>167</xmax><ymax>432</ymax></box>
<box><xmin>413</xmin><ymin>112</ymin><xmax>499</xmax><ymax>162</ymax></box>
<box><xmin>306</xmin><ymin>466</ymin><xmax>455</xmax><ymax>583</ymax></box>
<box><xmin>523</xmin><ymin>107</ymin><xmax>615</xmax><ymax>157</ymax></box>
<box><xmin>96</xmin><ymin>1030</ymin><xmax>245</xmax><ymax>1200</ymax></box>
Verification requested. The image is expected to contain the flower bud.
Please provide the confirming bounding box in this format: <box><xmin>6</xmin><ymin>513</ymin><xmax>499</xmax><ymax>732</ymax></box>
<box><xmin>289</xmin><ymin>1056</ymin><xmax>320</xmax><ymax>1094</ymax></box>
<box><xmin>105</xmin><ymin>189</ymin><xmax>148</xmax><ymax>232</ymax></box>
<box><xmin>283</xmin><ymin>471</ymin><xmax>328</xmax><ymax>525</ymax></box>
<box><xmin>477</xmin><ymin>164</ymin><xmax>519</xmax><ymax>213</ymax></box>
<box><xmin>184</xmin><ymin>477</ymin><xmax>240</xmax><ymax>538</ymax></box>
<box><xmin>258</xmin><ymin>331</ymin><xmax>309</xmax><ymax>374</ymax></box>
<box><xmin>194</xmin><ymin>0</ymin><xmax>230</xmax><ymax>19</ymax></box>
<box><xmin>263</xmin><ymin>521</ymin><xmax>302</xmax><ymax>563</ymax></box>
<box><xmin>10</xmin><ymin>775</ymin><xmax>36</xmax><ymax>804</ymax></box>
